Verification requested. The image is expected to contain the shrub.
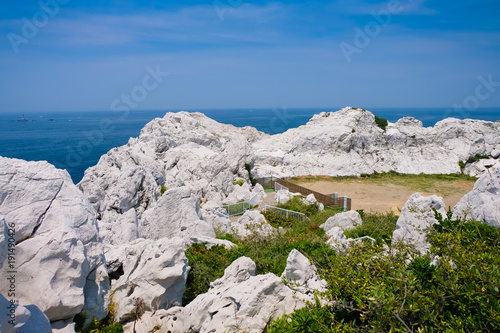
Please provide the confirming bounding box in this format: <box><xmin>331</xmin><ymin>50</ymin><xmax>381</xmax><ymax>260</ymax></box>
<box><xmin>233</xmin><ymin>179</ymin><xmax>245</xmax><ymax>186</ymax></box>
<box><xmin>466</xmin><ymin>153</ymin><xmax>489</xmax><ymax>164</ymax></box>
<box><xmin>374</xmin><ymin>115</ymin><xmax>388</xmax><ymax>131</ymax></box>
<box><xmin>160</xmin><ymin>185</ymin><xmax>167</xmax><ymax>195</ymax></box>
<box><xmin>343</xmin><ymin>210</ymin><xmax>398</xmax><ymax>246</ymax></box>
<box><xmin>244</xmin><ymin>163</ymin><xmax>256</xmax><ymax>186</ymax></box>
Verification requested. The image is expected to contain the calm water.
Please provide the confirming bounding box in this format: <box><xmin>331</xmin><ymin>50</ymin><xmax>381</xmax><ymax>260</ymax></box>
<box><xmin>0</xmin><ymin>108</ymin><xmax>498</xmax><ymax>183</ymax></box>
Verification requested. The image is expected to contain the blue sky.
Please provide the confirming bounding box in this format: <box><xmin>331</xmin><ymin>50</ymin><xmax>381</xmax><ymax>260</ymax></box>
<box><xmin>0</xmin><ymin>0</ymin><xmax>499</xmax><ymax>112</ymax></box>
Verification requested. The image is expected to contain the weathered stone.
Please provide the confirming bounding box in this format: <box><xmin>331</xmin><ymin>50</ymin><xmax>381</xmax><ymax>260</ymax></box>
<box><xmin>392</xmin><ymin>193</ymin><xmax>446</xmax><ymax>254</ymax></box>
<box><xmin>321</xmin><ymin>210</ymin><xmax>362</xmax><ymax>233</ymax></box>
<box><xmin>453</xmin><ymin>168</ymin><xmax>500</xmax><ymax>227</ymax></box>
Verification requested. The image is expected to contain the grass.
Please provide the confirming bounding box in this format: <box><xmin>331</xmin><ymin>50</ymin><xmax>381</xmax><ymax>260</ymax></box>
<box><xmin>288</xmin><ymin>171</ymin><xmax>477</xmax><ymax>198</ymax></box>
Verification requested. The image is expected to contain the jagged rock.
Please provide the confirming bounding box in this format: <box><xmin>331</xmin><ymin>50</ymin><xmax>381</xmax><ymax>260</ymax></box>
<box><xmin>0</xmin><ymin>293</ymin><xmax>52</xmax><ymax>333</ymax></box>
<box><xmin>186</xmin><ymin>235</ymin><xmax>235</xmax><ymax>249</ymax></box>
<box><xmin>164</xmin><ymin>256</ymin><xmax>308</xmax><ymax>333</ymax></box>
<box><xmin>0</xmin><ymin>157</ymin><xmax>109</xmax><ymax>323</ymax></box>
<box><xmin>281</xmin><ymin>249</ymin><xmax>327</xmax><ymax>293</ymax></box>
<box><xmin>302</xmin><ymin>193</ymin><xmax>317</xmax><ymax>205</ymax></box>
<box><xmin>321</xmin><ymin>210</ymin><xmax>362</xmax><ymax>233</ymax></box>
<box><xmin>453</xmin><ymin>168</ymin><xmax>500</xmax><ymax>227</ymax></box>
<box><xmin>201</xmin><ymin>210</ymin><xmax>232</xmax><ymax>232</ymax></box>
<box><xmin>223</xmin><ymin>182</ymin><xmax>252</xmax><ymax>205</ymax></box>
<box><xmin>105</xmin><ymin>237</ymin><xmax>189</xmax><ymax>323</ymax></box>
<box><xmin>392</xmin><ymin>193</ymin><xmax>446</xmax><ymax>254</ymax></box>
<box><xmin>140</xmin><ymin>186</ymin><xmax>215</xmax><ymax>243</ymax></box>
<box><xmin>252</xmin><ymin>183</ymin><xmax>268</xmax><ymax>202</ymax></box>
<box><xmin>230</xmin><ymin>210</ymin><xmax>274</xmax><ymax>238</ymax></box>
<box><xmin>253</xmin><ymin>107</ymin><xmax>500</xmax><ymax>178</ymax></box>
<box><xmin>78</xmin><ymin>112</ymin><xmax>263</xmax><ymax>247</ymax></box>
<box><xmin>463</xmin><ymin>159</ymin><xmax>500</xmax><ymax>178</ymax></box>
<box><xmin>275</xmin><ymin>189</ymin><xmax>301</xmax><ymax>204</ymax></box>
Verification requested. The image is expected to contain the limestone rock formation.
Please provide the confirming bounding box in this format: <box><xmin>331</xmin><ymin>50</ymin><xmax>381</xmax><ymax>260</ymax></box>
<box><xmin>281</xmin><ymin>249</ymin><xmax>328</xmax><ymax>294</ymax></box>
<box><xmin>105</xmin><ymin>237</ymin><xmax>189</xmax><ymax>323</ymax></box>
<box><xmin>78</xmin><ymin>112</ymin><xmax>264</xmax><ymax>248</ymax></box>
<box><xmin>321</xmin><ymin>210</ymin><xmax>362</xmax><ymax>233</ymax></box>
<box><xmin>453</xmin><ymin>168</ymin><xmax>500</xmax><ymax>227</ymax></box>
<box><xmin>392</xmin><ymin>193</ymin><xmax>446</xmax><ymax>254</ymax></box>
<box><xmin>252</xmin><ymin>107</ymin><xmax>500</xmax><ymax>178</ymax></box>
<box><xmin>0</xmin><ymin>157</ymin><xmax>109</xmax><ymax>323</ymax></box>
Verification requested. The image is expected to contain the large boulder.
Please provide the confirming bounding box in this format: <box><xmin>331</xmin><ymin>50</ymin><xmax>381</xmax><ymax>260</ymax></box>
<box><xmin>392</xmin><ymin>193</ymin><xmax>446</xmax><ymax>254</ymax></box>
<box><xmin>252</xmin><ymin>107</ymin><xmax>500</xmax><ymax>178</ymax></box>
<box><xmin>320</xmin><ymin>210</ymin><xmax>362</xmax><ymax>233</ymax></box>
<box><xmin>453</xmin><ymin>168</ymin><xmax>500</xmax><ymax>227</ymax></box>
<box><xmin>0</xmin><ymin>157</ymin><xmax>109</xmax><ymax>323</ymax></box>
<box><xmin>281</xmin><ymin>249</ymin><xmax>327</xmax><ymax>294</ymax></box>
<box><xmin>230</xmin><ymin>210</ymin><xmax>274</xmax><ymax>238</ymax></box>
<box><xmin>105</xmin><ymin>237</ymin><xmax>189</xmax><ymax>323</ymax></box>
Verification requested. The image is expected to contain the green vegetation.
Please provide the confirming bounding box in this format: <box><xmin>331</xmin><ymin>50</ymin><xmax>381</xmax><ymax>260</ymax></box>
<box><xmin>466</xmin><ymin>153</ymin><xmax>489</xmax><ymax>164</ymax></box>
<box><xmin>269</xmin><ymin>211</ymin><xmax>500</xmax><ymax>332</ymax></box>
<box><xmin>233</xmin><ymin>179</ymin><xmax>246</xmax><ymax>186</ymax></box>
<box><xmin>374</xmin><ymin>115</ymin><xmax>388</xmax><ymax>131</ymax></box>
<box><xmin>244</xmin><ymin>163</ymin><xmax>256</xmax><ymax>186</ymax></box>
<box><xmin>160</xmin><ymin>185</ymin><xmax>167</xmax><ymax>195</ymax></box>
<box><xmin>75</xmin><ymin>298</ymin><xmax>123</xmax><ymax>333</ymax></box>
<box><xmin>343</xmin><ymin>210</ymin><xmax>398</xmax><ymax>246</ymax></box>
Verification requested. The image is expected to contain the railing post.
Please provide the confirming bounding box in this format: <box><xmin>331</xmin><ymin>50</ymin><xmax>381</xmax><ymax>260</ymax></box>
<box><xmin>343</xmin><ymin>196</ymin><xmax>347</xmax><ymax>211</ymax></box>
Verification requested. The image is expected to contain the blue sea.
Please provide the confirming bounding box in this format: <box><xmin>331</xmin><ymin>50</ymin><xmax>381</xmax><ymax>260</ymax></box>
<box><xmin>0</xmin><ymin>107</ymin><xmax>498</xmax><ymax>184</ymax></box>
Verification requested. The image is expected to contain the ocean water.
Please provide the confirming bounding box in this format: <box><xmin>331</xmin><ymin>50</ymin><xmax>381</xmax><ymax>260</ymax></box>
<box><xmin>0</xmin><ymin>107</ymin><xmax>498</xmax><ymax>184</ymax></box>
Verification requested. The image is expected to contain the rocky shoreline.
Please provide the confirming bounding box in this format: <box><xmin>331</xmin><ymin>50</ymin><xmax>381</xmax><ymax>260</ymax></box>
<box><xmin>0</xmin><ymin>107</ymin><xmax>499</xmax><ymax>332</ymax></box>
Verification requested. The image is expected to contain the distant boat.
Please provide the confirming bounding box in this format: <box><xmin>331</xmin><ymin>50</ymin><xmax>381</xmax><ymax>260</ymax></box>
<box><xmin>17</xmin><ymin>115</ymin><xmax>28</xmax><ymax>122</ymax></box>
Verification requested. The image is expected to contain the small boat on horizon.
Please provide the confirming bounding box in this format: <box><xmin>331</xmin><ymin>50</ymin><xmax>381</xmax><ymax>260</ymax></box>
<box><xmin>17</xmin><ymin>115</ymin><xmax>28</xmax><ymax>122</ymax></box>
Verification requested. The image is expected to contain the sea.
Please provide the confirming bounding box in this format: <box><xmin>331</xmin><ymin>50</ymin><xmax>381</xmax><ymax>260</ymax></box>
<box><xmin>1</xmin><ymin>107</ymin><xmax>498</xmax><ymax>184</ymax></box>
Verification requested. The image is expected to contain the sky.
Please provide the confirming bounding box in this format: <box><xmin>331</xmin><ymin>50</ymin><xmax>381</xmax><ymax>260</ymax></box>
<box><xmin>0</xmin><ymin>0</ymin><xmax>499</xmax><ymax>113</ymax></box>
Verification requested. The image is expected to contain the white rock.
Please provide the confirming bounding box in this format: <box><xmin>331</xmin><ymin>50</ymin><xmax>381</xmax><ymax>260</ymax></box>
<box><xmin>0</xmin><ymin>157</ymin><xmax>109</xmax><ymax>323</ymax></box>
<box><xmin>252</xmin><ymin>107</ymin><xmax>500</xmax><ymax>178</ymax></box>
<box><xmin>392</xmin><ymin>193</ymin><xmax>446</xmax><ymax>254</ymax></box>
<box><xmin>231</xmin><ymin>210</ymin><xmax>274</xmax><ymax>238</ymax></box>
<box><xmin>321</xmin><ymin>210</ymin><xmax>362</xmax><ymax>233</ymax></box>
<box><xmin>453</xmin><ymin>168</ymin><xmax>500</xmax><ymax>227</ymax></box>
<box><xmin>168</xmin><ymin>256</ymin><xmax>308</xmax><ymax>333</ymax></box>
<box><xmin>105</xmin><ymin>237</ymin><xmax>189</xmax><ymax>323</ymax></box>
<box><xmin>463</xmin><ymin>158</ymin><xmax>500</xmax><ymax>178</ymax></box>
<box><xmin>51</xmin><ymin>320</ymin><xmax>76</xmax><ymax>333</ymax></box>
<box><xmin>302</xmin><ymin>193</ymin><xmax>317</xmax><ymax>205</ymax></box>
<box><xmin>275</xmin><ymin>189</ymin><xmax>293</xmax><ymax>204</ymax></box>
<box><xmin>140</xmin><ymin>186</ymin><xmax>215</xmax><ymax>243</ymax></box>
<box><xmin>281</xmin><ymin>249</ymin><xmax>327</xmax><ymax>293</ymax></box>
<box><xmin>0</xmin><ymin>293</ymin><xmax>52</xmax><ymax>333</ymax></box>
<box><xmin>252</xmin><ymin>183</ymin><xmax>268</xmax><ymax>203</ymax></box>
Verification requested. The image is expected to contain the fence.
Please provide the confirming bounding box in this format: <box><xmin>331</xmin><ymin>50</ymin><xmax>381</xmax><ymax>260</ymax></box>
<box><xmin>255</xmin><ymin>177</ymin><xmax>352</xmax><ymax>211</ymax></box>
<box><xmin>211</xmin><ymin>194</ymin><xmax>259</xmax><ymax>218</ymax></box>
<box><xmin>255</xmin><ymin>205</ymin><xmax>309</xmax><ymax>222</ymax></box>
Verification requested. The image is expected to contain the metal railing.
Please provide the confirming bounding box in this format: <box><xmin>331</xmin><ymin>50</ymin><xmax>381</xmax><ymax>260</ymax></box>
<box><xmin>255</xmin><ymin>205</ymin><xmax>309</xmax><ymax>222</ymax></box>
<box><xmin>211</xmin><ymin>194</ymin><xmax>259</xmax><ymax>218</ymax></box>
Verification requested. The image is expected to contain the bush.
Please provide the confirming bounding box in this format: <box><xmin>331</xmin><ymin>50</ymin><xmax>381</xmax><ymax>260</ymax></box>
<box><xmin>160</xmin><ymin>185</ymin><xmax>167</xmax><ymax>195</ymax></box>
<box><xmin>343</xmin><ymin>210</ymin><xmax>398</xmax><ymax>246</ymax></box>
<box><xmin>244</xmin><ymin>163</ymin><xmax>256</xmax><ymax>186</ymax></box>
<box><xmin>466</xmin><ymin>153</ymin><xmax>489</xmax><ymax>164</ymax></box>
<box><xmin>233</xmin><ymin>179</ymin><xmax>245</xmax><ymax>186</ymax></box>
<box><xmin>276</xmin><ymin>196</ymin><xmax>319</xmax><ymax>216</ymax></box>
<box><xmin>374</xmin><ymin>115</ymin><xmax>388</xmax><ymax>131</ymax></box>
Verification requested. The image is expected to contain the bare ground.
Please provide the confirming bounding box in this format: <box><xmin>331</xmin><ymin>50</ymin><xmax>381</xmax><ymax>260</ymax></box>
<box><xmin>293</xmin><ymin>179</ymin><xmax>474</xmax><ymax>215</ymax></box>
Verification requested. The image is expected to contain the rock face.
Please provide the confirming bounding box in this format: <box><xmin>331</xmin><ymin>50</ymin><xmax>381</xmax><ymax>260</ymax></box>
<box><xmin>105</xmin><ymin>237</ymin><xmax>189</xmax><ymax>323</ymax></box>
<box><xmin>0</xmin><ymin>293</ymin><xmax>52</xmax><ymax>333</ymax></box>
<box><xmin>130</xmin><ymin>251</ymin><xmax>324</xmax><ymax>333</ymax></box>
<box><xmin>453</xmin><ymin>168</ymin><xmax>500</xmax><ymax>227</ymax></box>
<box><xmin>0</xmin><ymin>157</ymin><xmax>109</xmax><ymax>323</ymax></box>
<box><xmin>252</xmin><ymin>107</ymin><xmax>500</xmax><ymax>178</ymax></box>
<box><xmin>78</xmin><ymin>112</ymin><xmax>264</xmax><ymax>247</ymax></box>
<box><xmin>392</xmin><ymin>193</ymin><xmax>446</xmax><ymax>254</ymax></box>
<box><xmin>321</xmin><ymin>210</ymin><xmax>362</xmax><ymax>233</ymax></box>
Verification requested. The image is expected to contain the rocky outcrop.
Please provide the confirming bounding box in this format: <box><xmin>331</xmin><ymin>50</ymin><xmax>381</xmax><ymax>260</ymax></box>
<box><xmin>105</xmin><ymin>237</ymin><xmax>189</xmax><ymax>323</ymax></box>
<box><xmin>392</xmin><ymin>193</ymin><xmax>446</xmax><ymax>254</ymax></box>
<box><xmin>78</xmin><ymin>112</ymin><xmax>264</xmax><ymax>248</ymax></box>
<box><xmin>128</xmin><ymin>251</ymin><xmax>325</xmax><ymax>333</ymax></box>
<box><xmin>321</xmin><ymin>210</ymin><xmax>362</xmax><ymax>233</ymax></box>
<box><xmin>0</xmin><ymin>157</ymin><xmax>109</xmax><ymax>324</ymax></box>
<box><xmin>453</xmin><ymin>168</ymin><xmax>500</xmax><ymax>227</ymax></box>
<box><xmin>0</xmin><ymin>293</ymin><xmax>52</xmax><ymax>333</ymax></box>
<box><xmin>253</xmin><ymin>107</ymin><xmax>500</xmax><ymax>178</ymax></box>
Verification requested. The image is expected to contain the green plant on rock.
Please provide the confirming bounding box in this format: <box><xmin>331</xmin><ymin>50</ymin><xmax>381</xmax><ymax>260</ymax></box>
<box><xmin>233</xmin><ymin>179</ymin><xmax>245</xmax><ymax>186</ymax></box>
<box><xmin>374</xmin><ymin>115</ymin><xmax>388</xmax><ymax>131</ymax></box>
<box><xmin>244</xmin><ymin>163</ymin><xmax>256</xmax><ymax>186</ymax></box>
<box><xmin>160</xmin><ymin>185</ymin><xmax>167</xmax><ymax>195</ymax></box>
